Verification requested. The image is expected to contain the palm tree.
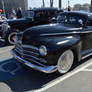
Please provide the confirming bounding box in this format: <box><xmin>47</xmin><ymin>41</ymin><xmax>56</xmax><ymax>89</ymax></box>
<box><xmin>1</xmin><ymin>0</ymin><xmax>5</xmax><ymax>14</ymax></box>
<box><xmin>42</xmin><ymin>0</ymin><xmax>45</xmax><ymax>8</ymax></box>
<box><xmin>50</xmin><ymin>0</ymin><xmax>54</xmax><ymax>7</ymax></box>
<box><xmin>90</xmin><ymin>0</ymin><xmax>92</xmax><ymax>12</ymax></box>
<box><xmin>59</xmin><ymin>0</ymin><xmax>62</xmax><ymax>8</ymax></box>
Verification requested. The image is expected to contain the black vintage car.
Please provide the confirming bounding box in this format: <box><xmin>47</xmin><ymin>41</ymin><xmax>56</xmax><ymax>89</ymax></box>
<box><xmin>0</xmin><ymin>8</ymin><xmax>62</xmax><ymax>44</ymax></box>
<box><xmin>11</xmin><ymin>11</ymin><xmax>92</xmax><ymax>74</ymax></box>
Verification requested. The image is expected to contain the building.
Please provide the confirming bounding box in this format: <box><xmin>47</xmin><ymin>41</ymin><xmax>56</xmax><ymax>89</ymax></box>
<box><xmin>73</xmin><ymin>3</ymin><xmax>90</xmax><ymax>12</ymax></box>
<box><xmin>0</xmin><ymin>0</ymin><xmax>28</xmax><ymax>14</ymax></box>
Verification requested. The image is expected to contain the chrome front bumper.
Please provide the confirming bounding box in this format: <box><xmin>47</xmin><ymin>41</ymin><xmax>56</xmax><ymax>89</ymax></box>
<box><xmin>11</xmin><ymin>50</ymin><xmax>57</xmax><ymax>73</ymax></box>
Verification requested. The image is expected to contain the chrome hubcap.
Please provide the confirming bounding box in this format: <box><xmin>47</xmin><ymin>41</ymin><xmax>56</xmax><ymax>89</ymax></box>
<box><xmin>57</xmin><ymin>50</ymin><xmax>74</xmax><ymax>74</ymax></box>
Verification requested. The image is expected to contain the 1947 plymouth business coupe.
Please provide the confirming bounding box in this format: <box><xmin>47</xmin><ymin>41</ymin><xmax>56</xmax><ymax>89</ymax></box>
<box><xmin>0</xmin><ymin>8</ymin><xmax>62</xmax><ymax>44</ymax></box>
<box><xmin>11</xmin><ymin>11</ymin><xmax>92</xmax><ymax>74</ymax></box>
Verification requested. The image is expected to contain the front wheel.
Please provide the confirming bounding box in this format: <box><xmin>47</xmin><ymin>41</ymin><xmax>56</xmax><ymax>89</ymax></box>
<box><xmin>57</xmin><ymin>50</ymin><xmax>74</xmax><ymax>74</ymax></box>
<box><xmin>5</xmin><ymin>31</ymin><xmax>17</xmax><ymax>45</ymax></box>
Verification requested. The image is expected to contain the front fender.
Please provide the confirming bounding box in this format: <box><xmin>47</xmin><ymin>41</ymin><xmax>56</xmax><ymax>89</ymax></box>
<box><xmin>44</xmin><ymin>36</ymin><xmax>81</xmax><ymax>51</ymax></box>
<box><xmin>42</xmin><ymin>36</ymin><xmax>81</xmax><ymax>65</ymax></box>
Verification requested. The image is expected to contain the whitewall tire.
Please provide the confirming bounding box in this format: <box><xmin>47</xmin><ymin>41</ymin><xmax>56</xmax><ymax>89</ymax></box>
<box><xmin>8</xmin><ymin>32</ymin><xmax>17</xmax><ymax>45</ymax></box>
<box><xmin>57</xmin><ymin>50</ymin><xmax>74</xmax><ymax>74</ymax></box>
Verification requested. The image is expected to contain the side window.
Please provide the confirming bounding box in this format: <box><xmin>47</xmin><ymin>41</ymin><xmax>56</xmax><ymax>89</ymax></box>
<box><xmin>30</xmin><ymin>11</ymin><xmax>34</xmax><ymax>18</ymax></box>
<box><xmin>35</xmin><ymin>11</ymin><xmax>44</xmax><ymax>18</ymax></box>
<box><xmin>69</xmin><ymin>17</ymin><xmax>76</xmax><ymax>23</ymax></box>
<box><xmin>57</xmin><ymin>15</ymin><xmax>67</xmax><ymax>23</ymax></box>
<box><xmin>47</xmin><ymin>11</ymin><xmax>58</xmax><ymax>17</ymax></box>
<box><xmin>24</xmin><ymin>11</ymin><xmax>34</xmax><ymax>18</ymax></box>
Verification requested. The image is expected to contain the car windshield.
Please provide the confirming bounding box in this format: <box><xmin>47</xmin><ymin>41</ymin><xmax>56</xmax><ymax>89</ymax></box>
<box><xmin>24</xmin><ymin>10</ymin><xmax>34</xmax><ymax>18</ymax></box>
<box><xmin>57</xmin><ymin>14</ymin><xmax>86</xmax><ymax>27</ymax></box>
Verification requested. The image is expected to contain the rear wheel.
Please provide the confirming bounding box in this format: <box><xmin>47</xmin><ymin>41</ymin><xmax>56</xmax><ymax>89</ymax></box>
<box><xmin>5</xmin><ymin>30</ymin><xmax>17</xmax><ymax>45</ymax></box>
<box><xmin>57</xmin><ymin>50</ymin><xmax>74</xmax><ymax>74</ymax></box>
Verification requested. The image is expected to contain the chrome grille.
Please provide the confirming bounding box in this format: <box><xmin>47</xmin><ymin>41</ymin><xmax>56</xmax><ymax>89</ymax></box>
<box><xmin>15</xmin><ymin>41</ymin><xmax>47</xmax><ymax>66</ymax></box>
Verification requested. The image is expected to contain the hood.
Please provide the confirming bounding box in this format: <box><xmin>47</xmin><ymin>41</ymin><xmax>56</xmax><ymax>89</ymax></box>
<box><xmin>24</xmin><ymin>23</ymin><xmax>82</xmax><ymax>37</ymax></box>
<box><xmin>22</xmin><ymin>23</ymin><xmax>81</xmax><ymax>45</ymax></box>
<box><xmin>0</xmin><ymin>18</ymin><xmax>32</xmax><ymax>25</ymax></box>
<box><xmin>7</xmin><ymin>18</ymin><xmax>32</xmax><ymax>24</ymax></box>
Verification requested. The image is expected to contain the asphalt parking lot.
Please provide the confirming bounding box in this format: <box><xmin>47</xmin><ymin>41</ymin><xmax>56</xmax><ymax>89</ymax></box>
<box><xmin>0</xmin><ymin>40</ymin><xmax>92</xmax><ymax>92</ymax></box>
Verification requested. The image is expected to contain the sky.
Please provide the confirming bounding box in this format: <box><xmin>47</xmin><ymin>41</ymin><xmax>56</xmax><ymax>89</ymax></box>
<box><xmin>28</xmin><ymin>0</ymin><xmax>91</xmax><ymax>9</ymax></box>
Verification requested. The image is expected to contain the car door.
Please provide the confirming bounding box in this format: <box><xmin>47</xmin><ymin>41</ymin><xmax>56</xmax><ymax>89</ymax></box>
<box><xmin>80</xmin><ymin>27</ymin><xmax>92</xmax><ymax>53</ymax></box>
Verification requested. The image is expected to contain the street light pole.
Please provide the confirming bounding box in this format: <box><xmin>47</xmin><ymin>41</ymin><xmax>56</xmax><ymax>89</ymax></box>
<box><xmin>2</xmin><ymin>0</ymin><xmax>5</xmax><ymax>15</ymax></box>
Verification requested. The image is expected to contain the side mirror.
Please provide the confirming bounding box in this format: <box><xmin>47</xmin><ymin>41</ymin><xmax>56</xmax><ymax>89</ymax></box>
<box><xmin>51</xmin><ymin>17</ymin><xmax>57</xmax><ymax>23</ymax></box>
<box><xmin>78</xmin><ymin>19</ymin><xmax>83</xmax><ymax>27</ymax></box>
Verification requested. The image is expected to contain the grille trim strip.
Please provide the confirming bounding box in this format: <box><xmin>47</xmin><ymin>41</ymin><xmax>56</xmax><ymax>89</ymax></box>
<box><xmin>22</xmin><ymin>45</ymin><xmax>39</xmax><ymax>51</ymax></box>
<box><xmin>23</xmin><ymin>57</ymin><xmax>45</xmax><ymax>67</ymax></box>
<box><xmin>15</xmin><ymin>42</ymin><xmax>48</xmax><ymax>65</ymax></box>
<box><xmin>22</xmin><ymin>53</ymin><xmax>40</xmax><ymax>61</ymax></box>
<box><xmin>11</xmin><ymin>50</ymin><xmax>57</xmax><ymax>73</ymax></box>
<box><xmin>16</xmin><ymin>47</ymin><xmax>39</xmax><ymax>56</ymax></box>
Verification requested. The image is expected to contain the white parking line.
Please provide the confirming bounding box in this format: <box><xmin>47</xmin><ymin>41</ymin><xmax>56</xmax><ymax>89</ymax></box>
<box><xmin>0</xmin><ymin>57</ymin><xmax>13</xmax><ymax>63</ymax></box>
<box><xmin>82</xmin><ymin>69</ymin><xmax>92</xmax><ymax>72</ymax></box>
<box><xmin>35</xmin><ymin>60</ymin><xmax>92</xmax><ymax>92</ymax></box>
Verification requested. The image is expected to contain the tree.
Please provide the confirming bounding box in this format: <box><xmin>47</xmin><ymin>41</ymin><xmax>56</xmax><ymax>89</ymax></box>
<box><xmin>1</xmin><ymin>0</ymin><xmax>5</xmax><ymax>14</ymax></box>
<box><xmin>42</xmin><ymin>0</ymin><xmax>45</xmax><ymax>8</ymax></box>
<box><xmin>59</xmin><ymin>0</ymin><xmax>62</xmax><ymax>8</ymax></box>
<box><xmin>50</xmin><ymin>0</ymin><xmax>54</xmax><ymax>7</ymax></box>
<box><xmin>90</xmin><ymin>0</ymin><xmax>92</xmax><ymax>12</ymax></box>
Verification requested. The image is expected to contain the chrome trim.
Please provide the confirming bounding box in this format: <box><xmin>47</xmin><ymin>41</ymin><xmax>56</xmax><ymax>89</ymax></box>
<box><xmin>16</xmin><ymin>42</ymin><xmax>38</xmax><ymax>51</ymax></box>
<box><xmin>40</xmin><ymin>31</ymin><xmax>80</xmax><ymax>36</ymax></box>
<box><xmin>15</xmin><ymin>49</ymin><xmax>47</xmax><ymax>66</ymax></box>
<box><xmin>81</xmin><ymin>31</ymin><xmax>92</xmax><ymax>34</ymax></box>
<box><xmin>15</xmin><ymin>46</ymin><xmax>39</xmax><ymax>56</ymax></box>
<box><xmin>82</xmin><ymin>49</ymin><xmax>92</xmax><ymax>56</ymax></box>
<box><xmin>40</xmin><ymin>31</ymin><xmax>92</xmax><ymax>37</ymax></box>
<box><xmin>15</xmin><ymin>46</ymin><xmax>22</xmax><ymax>52</ymax></box>
<box><xmin>82</xmin><ymin>49</ymin><xmax>92</xmax><ymax>59</ymax></box>
<box><xmin>11</xmin><ymin>50</ymin><xmax>57</xmax><ymax>73</ymax></box>
<box><xmin>82</xmin><ymin>52</ymin><xmax>92</xmax><ymax>59</ymax></box>
<box><xmin>23</xmin><ymin>57</ymin><xmax>46</xmax><ymax>66</ymax></box>
<box><xmin>15</xmin><ymin>48</ymin><xmax>22</xmax><ymax>54</ymax></box>
<box><xmin>23</xmin><ymin>49</ymin><xmax>39</xmax><ymax>56</ymax></box>
<box><xmin>17</xmin><ymin>40</ymin><xmax>22</xmax><ymax>44</ymax></box>
<box><xmin>22</xmin><ymin>45</ymin><xmax>39</xmax><ymax>51</ymax></box>
<box><xmin>15</xmin><ymin>49</ymin><xmax>47</xmax><ymax>65</ymax></box>
<box><xmin>22</xmin><ymin>53</ymin><xmax>40</xmax><ymax>61</ymax></box>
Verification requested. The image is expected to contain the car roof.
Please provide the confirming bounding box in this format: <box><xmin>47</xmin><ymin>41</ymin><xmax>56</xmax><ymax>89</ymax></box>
<box><xmin>59</xmin><ymin>11</ymin><xmax>92</xmax><ymax>19</ymax></box>
<box><xmin>29</xmin><ymin>7</ymin><xmax>62</xmax><ymax>12</ymax></box>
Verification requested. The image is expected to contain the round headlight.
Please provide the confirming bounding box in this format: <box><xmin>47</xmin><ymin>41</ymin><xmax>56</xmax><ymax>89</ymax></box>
<box><xmin>39</xmin><ymin>45</ymin><xmax>47</xmax><ymax>56</ymax></box>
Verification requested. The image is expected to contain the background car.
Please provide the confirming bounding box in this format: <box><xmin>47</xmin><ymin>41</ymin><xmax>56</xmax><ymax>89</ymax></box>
<box><xmin>0</xmin><ymin>8</ymin><xmax>63</xmax><ymax>44</ymax></box>
<box><xmin>11</xmin><ymin>11</ymin><xmax>92</xmax><ymax>74</ymax></box>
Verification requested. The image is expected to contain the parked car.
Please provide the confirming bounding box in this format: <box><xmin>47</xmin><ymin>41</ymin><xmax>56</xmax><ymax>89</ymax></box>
<box><xmin>0</xmin><ymin>8</ymin><xmax>63</xmax><ymax>44</ymax></box>
<box><xmin>11</xmin><ymin>11</ymin><xmax>92</xmax><ymax>74</ymax></box>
